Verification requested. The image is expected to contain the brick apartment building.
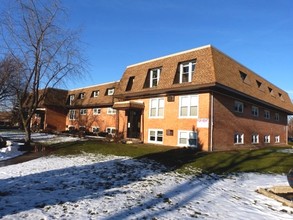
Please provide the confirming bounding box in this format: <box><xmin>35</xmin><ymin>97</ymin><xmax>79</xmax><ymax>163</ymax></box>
<box><xmin>31</xmin><ymin>45</ymin><xmax>293</xmax><ymax>151</ymax></box>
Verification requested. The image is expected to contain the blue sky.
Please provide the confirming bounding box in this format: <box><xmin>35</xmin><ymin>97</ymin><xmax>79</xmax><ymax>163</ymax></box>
<box><xmin>61</xmin><ymin>0</ymin><xmax>292</xmax><ymax>97</ymax></box>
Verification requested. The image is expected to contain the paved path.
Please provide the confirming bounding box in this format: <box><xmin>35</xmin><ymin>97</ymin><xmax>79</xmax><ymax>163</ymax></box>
<box><xmin>0</xmin><ymin>151</ymin><xmax>49</xmax><ymax>167</ymax></box>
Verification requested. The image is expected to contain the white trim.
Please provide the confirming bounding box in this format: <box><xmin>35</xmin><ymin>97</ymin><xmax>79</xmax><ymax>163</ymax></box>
<box><xmin>149</xmin><ymin>98</ymin><xmax>164</xmax><ymax>118</ymax></box>
<box><xmin>69</xmin><ymin>81</ymin><xmax>119</xmax><ymax>91</ymax></box>
<box><xmin>148</xmin><ymin>129</ymin><xmax>164</xmax><ymax>144</ymax></box>
<box><xmin>93</xmin><ymin>108</ymin><xmax>101</xmax><ymax>115</ymax></box>
<box><xmin>178</xmin><ymin>95</ymin><xmax>198</xmax><ymax>118</ymax></box>
<box><xmin>177</xmin><ymin>130</ymin><xmax>197</xmax><ymax>147</ymax></box>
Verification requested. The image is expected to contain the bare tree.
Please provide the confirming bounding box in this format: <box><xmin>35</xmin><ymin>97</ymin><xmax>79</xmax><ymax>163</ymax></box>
<box><xmin>0</xmin><ymin>0</ymin><xmax>85</xmax><ymax>145</ymax></box>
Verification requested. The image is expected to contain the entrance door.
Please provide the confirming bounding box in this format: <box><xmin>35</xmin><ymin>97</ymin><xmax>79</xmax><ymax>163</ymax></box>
<box><xmin>127</xmin><ymin>109</ymin><xmax>141</xmax><ymax>138</ymax></box>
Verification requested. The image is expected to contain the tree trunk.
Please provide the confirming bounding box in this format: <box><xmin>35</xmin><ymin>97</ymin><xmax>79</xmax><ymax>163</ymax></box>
<box><xmin>24</xmin><ymin>122</ymin><xmax>32</xmax><ymax>147</ymax></box>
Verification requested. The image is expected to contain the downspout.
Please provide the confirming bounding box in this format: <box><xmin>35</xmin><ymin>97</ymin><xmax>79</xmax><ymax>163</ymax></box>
<box><xmin>210</xmin><ymin>92</ymin><xmax>214</xmax><ymax>152</ymax></box>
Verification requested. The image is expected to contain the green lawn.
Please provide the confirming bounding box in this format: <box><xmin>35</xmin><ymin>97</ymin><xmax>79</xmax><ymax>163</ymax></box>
<box><xmin>49</xmin><ymin>140</ymin><xmax>293</xmax><ymax>175</ymax></box>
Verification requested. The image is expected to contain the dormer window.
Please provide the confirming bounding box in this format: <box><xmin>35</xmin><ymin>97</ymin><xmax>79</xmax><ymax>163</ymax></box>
<box><xmin>256</xmin><ymin>80</ymin><xmax>262</xmax><ymax>88</ymax></box>
<box><xmin>239</xmin><ymin>71</ymin><xmax>247</xmax><ymax>81</ymax></box>
<box><xmin>150</xmin><ymin>68</ymin><xmax>160</xmax><ymax>87</ymax></box>
<box><xmin>92</xmin><ymin>90</ymin><xmax>99</xmax><ymax>97</ymax></box>
<box><xmin>126</xmin><ymin>76</ymin><xmax>135</xmax><ymax>91</ymax></box>
<box><xmin>69</xmin><ymin>95</ymin><xmax>75</xmax><ymax>105</ymax></box>
<box><xmin>106</xmin><ymin>88</ymin><xmax>115</xmax><ymax>96</ymax></box>
<box><xmin>79</xmin><ymin>93</ymin><xmax>85</xmax><ymax>99</ymax></box>
<box><xmin>179</xmin><ymin>60</ymin><xmax>196</xmax><ymax>83</ymax></box>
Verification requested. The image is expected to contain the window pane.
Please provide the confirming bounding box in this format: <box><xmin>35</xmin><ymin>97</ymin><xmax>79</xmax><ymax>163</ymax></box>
<box><xmin>158</xmin><ymin>108</ymin><xmax>164</xmax><ymax>117</ymax></box>
<box><xmin>150</xmin><ymin>108</ymin><xmax>156</xmax><ymax>116</ymax></box>
<box><xmin>190</xmin><ymin>106</ymin><xmax>197</xmax><ymax>116</ymax></box>
<box><xmin>180</xmin><ymin>106</ymin><xmax>188</xmax><ymax>116</ymax></box>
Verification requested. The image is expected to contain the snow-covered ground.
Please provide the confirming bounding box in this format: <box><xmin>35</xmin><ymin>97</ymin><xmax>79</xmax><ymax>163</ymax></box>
<box><xmin>0</xmin><ymin>131</ymin><xmax>293</xmax><ymax>219</ymax></box>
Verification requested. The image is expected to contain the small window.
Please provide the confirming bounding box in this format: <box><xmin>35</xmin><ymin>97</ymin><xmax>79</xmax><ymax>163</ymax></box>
<box><xmin>178</xmin><ymin>131</ymin><xmax>197</xmax><ymax>147</ymax></box>
<box><xmin>150</xmin><ymin>68</ymin><xmax>161</xmax><ymax>87</ymax></box>
<box><xmin>92</xmin><ymin>127</ymin><xmax>100</xmax><ymax>133</ymax></box>
<box><xmin>69</xmin><ymin>95</ymin><xmax>75</xmax><ymax>105</ymax></box>
<box><xmin>264</xmin><ymin>135</ymin><xmax>270</xmax><ymax>143</ymax></box>
<box><xmin>256</xmin><ymin>80</ymin><xmax>262</xmax><ymax>88</ymax></box>
<box><xmin>239</xmin><ymin>71</ymin><xmax>247</xmax><ymax>81</ymax></box>
<box><xmin>149</xmin><ymin>98</ymin><xmax>164</xmax><ymax>118</ymax></box>
<box><xmin>106</xmin><ymin>88</ymin><xmax>115</xmax><ymax>96</ymax></box>
<box><xmin>176</xmin><ymin>60</ymin><xmax>196</xmax><ymax>83</ymax></box>
<box><xmin>148</xmin><ymin>129</ymin><xmax>163</xmax><ymax>144</ymax></box>
<box><xmin>106</xmin><ymin>127</ymin><xmax>116</xmax><ymax>135</ymax></box>
<box><xmin>252</xmin><ymin>134</ymin><xmax>259</xmax><ymax>144</ymax></box>
<box><xmin>93</xmin><ymin>108</ymin><xmax>101</xmax><ymax>115</ymax></box>
<box><xmin>92</xmin><ymin>90</ymin><xmax>99</xmax><ymax>97</ymax></box>
<box><xmin>234</xmin><ymin>101</ymin><xmax>244</xmax><ymax>113</ymax></box>
<box><xmin>234</xmin><ymin>133</ymin><xmax>244</xmax><ymax>144</ymax></box>
<box><xmin>274</xmin><ymin>113</ymin><xmax>280</xmax><ymax>121</ymax></box>
<box><xmin>107</xmin><ymin>107</ymin><xmax>117</xmax><ymax>115</ymax></box>
<box><xmin>80</xmin><ymin>109</ymin><xmax>87</xmax><ymax>115</ymax></box>
<box><xmin>264</xmin><ymin>110</ymin><xmax>270</xmax><ymax>119</ymax></box>
<box><xmin>69</xmin><ymin>110</ymin><xmax>76</xmax><ymax>120</ymax></box>
<box><xmin>275</xmin><ymin>135</ymin><xmax>280</xmax><ymax>143</ymax></box>
<box><xmin>79</xmin><ymin>93</ymin><xmax>85</xmax><ymax>99</ymax></box>
<box><xmin>126</xmin><ymin>76</ymin><xmax>135</xmax><ymax>91</ymax></box>
<box><xmin>251</xmin><ymin>106</ymin><xmax>259</xmax><ymax>117</ymax></box>
<box><xmin>278</xmin><ymin>93</ymin><xmax>284</xmax><ymax>101</ymax></box>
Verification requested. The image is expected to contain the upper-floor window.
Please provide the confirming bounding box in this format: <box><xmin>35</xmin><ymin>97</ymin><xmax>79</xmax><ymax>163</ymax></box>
<box><xmin>79</xmin><ymin>93</ymin><xmax>85</xmax><ymax>99</ymax></box>
<box><xmin>149</xmin><ymin>98</ymin><xmax>164</xmax><ymax>118</ymax></box>
<box><xmin>92</xmin><ymin>90</ymin><xmax>99</xmax><ymax>97</ymax></box>
<box><xmin>264</xmin><ymin>110</ymin><xmax>270</xmax><ymax>119</ymax></box>
<box><xmin>69</xmin><ymin>95</ymin><xmax>75</xmax><ymax>105</ymax></box>
<box><xmin>179</xmin><ymin>60</ymin><xmax>196</xmax><ymax>83</ymax></box>
<box><xmin>107</xmin><ymin>107</ymin><xmax>117</xmax><ymax>115</ymax></box>
<box><xmin>274</xmin><ymin>113</ymin><xmax>280</xmax><ymax>121</ymax></box>
<box><xmin>150</xmin><ymin>68</ymin><xmax>161</xmax><ymax>88</ymax></box>
<box><xmin>106</xmin><ymin>88</ymin><xmax>115</xmax><ymax>96</ymax></box>
<box><xmin>234</xmin><ymin>101</ymin><xmax>244</xmax><ymax>113</ymax></box>
<box><xmin>80</xmin><ymin>109</ymin><xmax>87</xmax><ymax>115</ymax></box>
<box><xmin>252</xmin><ymin>106</ymin><xmax>259</xmax><ymax>117</ymax></box>
<box><xmin>126</xmin><ymin>76</ymin><xmax>135</xmax><ymax>91</ymax></box>
<box><xmin>179</xmin><ymin>95</ymin><xmax>198</xmax><ymax>118</ymax></box>
<box><xmin>93</xmin><ymin>108</ymin><xmax>101</xmax><ymax>115</ymax></box>
<box><xmin>69</xmin><ymin>110</ymin><xmax>76</xmax><ymax>120</ymax></box>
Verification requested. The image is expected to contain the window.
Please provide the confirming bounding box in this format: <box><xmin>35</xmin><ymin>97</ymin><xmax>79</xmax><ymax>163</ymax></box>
<box><xmin>107</xmin><ymin>107</ymin><xmax>117</xmax><ymax>115</ymax></box>
<box><xmin>150</xmin><ymin>68</ymin><xmax>161</xmax><ymax>87</ymax></box>
<box><xmin>251</xmin><ymin>106</ymin><xmax>259</xmax><ymax>117</ymax></box>
<box><xmin>252</xmin><ymin>134</ymin><xmax>259</xmax><ymax>144</ymax></box>
<box><xmin>69</xmin><ymin>110</ymin><xmax>76</xmax><ymax>120</ymax></box>
<box><xmin>234</xmin><ymin>101</ymin><xmax>244</xmax><ymax>113</ymax></box>
<box><xmin>179</xmin><ymin>95</ymin><xmax>198</xmax><ymax>118</ymax></box>
<box><xmin>264</xmin><ymin>110</ymin><xmax>270</xmax><ymax>119</ymax></box>
<box><xmin>178</xmin><ymin>131</ymin><xmax>197</xmax><ymax>147</ymax></box>
<box><xmin>149</xmin><ymin>98</ymin><xmax>164</xmax><ymax>118</ymax></box>
<box><xmin>179</xmin><ymin>60</ymin><xmax>196</xmax><ymax>83</ymax></box>
<box><xmin>92</xmin><ymin>90</ymin><xmax>99</xmax><ymax>97</ymax></box>
<box><xmin>148</xmin><ymin>129</ymin><xmax>163</xmax><ymax>144</ymax></box>
<box><xmin>79</xmin><ymin>93</ymin><xmax>85</xmax><ymax>99</ymax></box>
<box><xmin>92</xmin><ymin>127</ymin><xmax>100</xmax><ymax>133</ymax></box>
<box><xmin>239</xmin><ymin>71</ymin><xmax>247</xmax><ymax>81</ymax></box>
<box><xmin>275</xmin><ymin>135</ymin><xmax>280</xmax><ymax>143</ymax></box>
<box><xmin>93</xmin><ymin>108</ymin><xmax>101</xmax><ymax>115</ymax></box>
<box><xmin>106</xmin><ymin>127</ymin><xmax>116</xmax><ymax>135</ymax></box>
<box><xmin>256</xmin><ymin>80</ymin><xmax>262</xmax><ymax>88</ymax></box>
<box><xmin>69</xmin><ymin>95</ymin><xmax>75</xmax><ymax>105</ymax></box>
<box><xmin>106</xmin><ymin>88</ymin><xmax>115</xmax><ymax>96</ymax></box>
<box><xmin>274</xmin><ymin>113</ymin><xmax>280</xmax><ymax>121</ymax></box>
<box><xmin>264</xmin><ymin>135</ymin><xmax>270</xmax><ymax>143</ymax></box>
<box><xmin>80</xmin><ymin>109</ymin><xmax>87</xmax><ymax>115</ymax></box>
<box><xmin>126</xmin><ymin>76</ymin><xmax>135</xmax><ymax>91</ymax></box>
<box><xmin>234</xmin><ymin>133</ymin><xmax>244</xmax><ymax>144</ymax></box>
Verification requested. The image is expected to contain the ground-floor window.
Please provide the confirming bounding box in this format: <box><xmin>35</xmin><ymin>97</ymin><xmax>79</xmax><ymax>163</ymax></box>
<box><xmin>178</xmin><ymin>130</ymin><xmax>197</xmax><ymax>147</ymax></box>
<box><xmin>275</xmin><ymin>135</ymin><xmax>280</xmax><ymax>143</ymax></box>
<box><xmin>234</xmin><ymin>133</ymin><xmax>244</xmax><ymax>144</ymax></box>
<box><xmin>92</xmin><ymin>126</ymin><xmax>100</xmax><ymax>133</ymax></box>
<box><xmin>252</xmin><ymin>134</ymin><xmax>259</xmax><ymax>144</ymax></box>
<box><xmin>264</xmin><ymin>135</ymin><xmax>270</xmax><ymax>143</ymax></box>
<box><xmin>148</xmin><ymin>129</ymin><xmax>163</xmax><ymax>144</ymax></box>
<box><xmin>106</xmin><ymin>127</ymin><xmax>116</xmax><ymax>135</ymax></box>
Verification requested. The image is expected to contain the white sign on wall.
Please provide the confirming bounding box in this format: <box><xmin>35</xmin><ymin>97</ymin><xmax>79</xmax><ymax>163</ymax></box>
<box><xmin>197</xmin><ymin>118</ymin><xmax>209</xmax><ymax>128</ymax></box>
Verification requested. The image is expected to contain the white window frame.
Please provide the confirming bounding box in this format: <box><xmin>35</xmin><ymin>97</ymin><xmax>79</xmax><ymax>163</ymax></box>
<box><xmin>275</xmin><ymin>135</ymin><xmax>280</xmax><ymax>143</ymax></box>
<box><xmin>106</xmin><ymin>127</ymin><xmax>116</xmax><ymax>135</ymax></box>
<box><xmin>149</xmin><ymin>98</ymin><xmax>164</xmax><ymax>118</ymax></box>
<box><xmin>107</xmin><ymin>88</ymin><xmax>115</xmax><ymax>96</ymax></box>
<box><xmin>79</xmin><ymin>93</ymin><xmax>85</xmax><ymax>99</ymax></box>
<box><xmin>80</xmin><ymin>109</ymin><xmax>87</xmax><ymax>115</ymax></box>
<box><xmin>234</xmin><ymin>101</ymin><xmax>244</xmax><ymax>113</ymax></box>
<box><xmin>234</xmin><ymin>133</ymin><xmax>244</xmax><ymax>144</ymax></box>
<box><xmin>92</xmin><ymin>126</ymin><xmax>100</xmax><ymax>133</ymax></box>
<box><xmin>264</xmin><ymin>110</ymin><xmax>270</xmax><ymax>119</ymax></box>
<box><xmin>252</xmin><ymin>134</ymin><xmax>259</xmax><ymax>144</ymax></box>
<box><xmin>251</xmin><ymin>106</ymin><xmax>259</xmax><ymax>117</ymax></box>
<box><xmin>107</xmin><ymin>107</ymin><xmax>117</xmax><ymax>115</ymax></box>
<box><xmin>69</xmin><ymin>110</ymin><xmax>76</xmax><ymax>120</ymax></box>
<box><xmin>179</xmin><ymin>61</ymin><xmax>195</xmax><ymax>83</ymax></box>
<box><xmin>69</xmin><ymin>95</ymin><xmax>75</xmax><ymax>105</ymax></box>
<box><xmin>148</xmin><ymin>129</ymin><xmax>163</xmax><ymax>144</ymax></box>
<box><xmin>178</xmin><ymin>130</ymin><xmax>197</xmax><ymax>147</ymax></box>
<box><xmin>150</xmin><ymin>68</ymin><xmax>161</xmax><ymax>88</ymax></box>
<box><xmin>264</xmin><ymin>135</ymin><xmax>270</xmax><ymax>143</ymax></box>
<box><xmin>93</xmin><ymin>90</ymin><xmax>99</xmax><ymax>97</ymax></box>
<box><xmin>93</xmin><ymin>108</ymin><xmax>101</xmax><ymax>115</ymax></box>
<box><xmin>179</xmin><ymin>95</ymin><xmax>198</xmax><ymax>118</ymax></box>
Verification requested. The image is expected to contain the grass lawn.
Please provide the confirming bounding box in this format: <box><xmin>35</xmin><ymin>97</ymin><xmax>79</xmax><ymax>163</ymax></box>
<box><xmin>49</xmin><ymin>140</ymin><xmax>293</xmax><ymax>175</ymax></box>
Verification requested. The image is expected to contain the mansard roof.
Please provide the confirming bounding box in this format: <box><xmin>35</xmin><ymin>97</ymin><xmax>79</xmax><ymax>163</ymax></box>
<box><xmin>115</xmin><ymin>45</ymin><xmax>293</xmax><ymax>114</ymax></box>
<box><xmin>67</xmin><ymin>81</ymin><xmax>119</xmax><ymax>108</ymax></box>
